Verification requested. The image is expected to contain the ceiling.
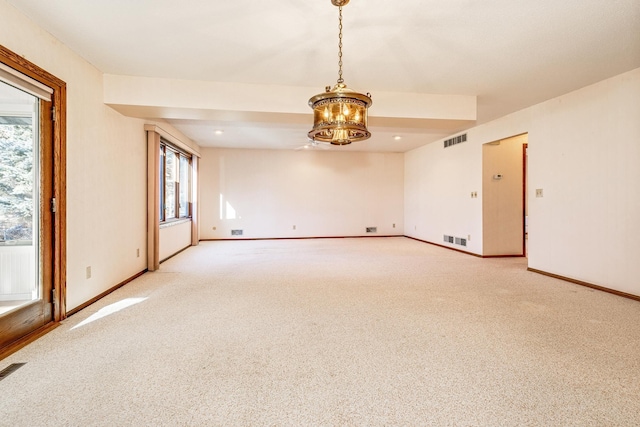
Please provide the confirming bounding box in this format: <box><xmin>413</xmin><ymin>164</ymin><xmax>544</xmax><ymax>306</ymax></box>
<box><xmin>7</xmin><ymin>0</ymin><xmax>640</xmax><ymax>152</ymax></box>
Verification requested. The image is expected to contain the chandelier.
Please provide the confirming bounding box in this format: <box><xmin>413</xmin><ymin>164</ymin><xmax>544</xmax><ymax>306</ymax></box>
<box><xmin>308</xmin><ymin>0</ymin><xmax>372</xmax><ymax>145</ymax></box>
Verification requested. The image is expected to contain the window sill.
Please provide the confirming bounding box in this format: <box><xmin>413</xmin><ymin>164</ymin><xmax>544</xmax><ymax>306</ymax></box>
<box><xmin>160</xmin><ymin>218</ymin><xmax>192</xmax><ymax>229</ymax></box>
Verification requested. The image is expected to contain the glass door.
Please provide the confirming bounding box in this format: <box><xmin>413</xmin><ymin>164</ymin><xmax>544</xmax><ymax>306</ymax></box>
<box><xmin>0</xmin><ymin>78</ymin><xmax>54</xmax><ymax>349</ymax></box>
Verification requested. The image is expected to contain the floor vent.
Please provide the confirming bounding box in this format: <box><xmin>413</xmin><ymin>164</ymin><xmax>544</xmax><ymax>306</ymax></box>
<box><xmin>0</xmin><ymin>363</ymin><xmax>26</xmax><ymax>381</ymax></box>
<box><xmin>444</xmin><ymin>133</ymin><xmax>467</xmax><ymax>148</ymax></box>
<box><xmin>366</xmin><ymin>227</ymin><xmax>377</xmax><ymax>233</ymax></box>
<box><xmin>231</xmin><ymin>229</ymin><xmax>243</xmax><ymax>236</ymax></box>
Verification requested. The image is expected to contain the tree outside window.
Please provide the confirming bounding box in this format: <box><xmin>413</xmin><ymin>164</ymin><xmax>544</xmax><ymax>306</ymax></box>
<box><xmin>159</xmin><ymin>142</ymin><xmax>191</xmax><ymax>222</ymax></box>
<box><xmin>0</xmin><ymin>122</ymin><xmax>34</xmax><ymax>242</ymax></box>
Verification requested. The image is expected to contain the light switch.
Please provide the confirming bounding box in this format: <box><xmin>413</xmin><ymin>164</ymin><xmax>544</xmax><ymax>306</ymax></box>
<box><xmin>536</xmin><ymin>189</ymin><xmax>543</xmax><ymax>197</ymax></box>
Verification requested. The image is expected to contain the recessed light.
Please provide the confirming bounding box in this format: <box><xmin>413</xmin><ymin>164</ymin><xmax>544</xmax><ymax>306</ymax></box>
<box><xmin>214</xmin><ymin>130</ymin><xmax>224</xmax><ymax>135</ymax></box>
<box><xmin>394</xmin><ymin>135</ymin><xmax>402</xmax><ymax>141</ymax></box>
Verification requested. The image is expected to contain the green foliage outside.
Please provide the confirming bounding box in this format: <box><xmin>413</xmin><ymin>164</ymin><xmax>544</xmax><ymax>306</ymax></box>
<box><xmin>0</xmin><ymin>124</ymin><xmax>34</xmax><ymax>242</ymax></box>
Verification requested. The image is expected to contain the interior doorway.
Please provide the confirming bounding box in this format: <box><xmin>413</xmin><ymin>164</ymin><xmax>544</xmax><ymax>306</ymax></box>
<box><xmin>482</xmin><ymin>133</ymin><xmax>528</xmax><ymax>257</ymax></box>
<box><xmin>0</xmin><ymin>45</ymin><xmax>66</xmax><ymax>357</ymax></box>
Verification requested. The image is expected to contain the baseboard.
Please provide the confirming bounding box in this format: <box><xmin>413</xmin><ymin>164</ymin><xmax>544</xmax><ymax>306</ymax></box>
<box><xmin>0</xmin><ymin>321</ymin><xmax>60</xmax><ymax>361</ymax></box>
<box><xmin>66</xmin><ymin>269</ymin><xmax>148</xmax><ymax>317</ymax></box>
<box><xmin>527</xmin><ymin>268</ymin><xmax>640</xmax><ymax>302</ymax></box>
<box><xmin>200</xmin><ymin>235</ymin><xmax>403</xmax><ymax>242</ymax></box>
<box><xmin>160</xmin><ymin>245</ymin><xmax>191</xmax><ymax>263</ymax></box>
<box><xmin>483</xmin><ymin>254</ymin><xmax>525</xmax><ymax>258</ymax></box>
<box><xmin>404</xmin><ymin>236</ymin><xmax>482</xmax><ymax>257</ymax></box>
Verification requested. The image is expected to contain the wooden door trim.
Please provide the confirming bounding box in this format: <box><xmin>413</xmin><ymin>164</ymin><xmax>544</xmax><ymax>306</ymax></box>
<box><xmin>0</xmin><ymin>322</ymin><xmax>60</xmax><ymax>361</ymax></box>
<box><xmin>0</xmin><ymin>44</ymin><xmax>67</xmax><ymax>325</ymax></box>
<box><xmin>523</xmin><ymin>143</ymin><xmax>528</xmax><ymax>257</ymax></box>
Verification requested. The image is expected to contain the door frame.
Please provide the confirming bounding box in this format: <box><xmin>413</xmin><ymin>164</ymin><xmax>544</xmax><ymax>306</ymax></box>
<box><xmin>0</xmin><ymin>44</ymin><xmax>66</xmax><ymax>358</ymax></box>
<box><xmin>522</xmin><ymin>143</ymin><xmax>528</xmax><ymax>257</ymax></box>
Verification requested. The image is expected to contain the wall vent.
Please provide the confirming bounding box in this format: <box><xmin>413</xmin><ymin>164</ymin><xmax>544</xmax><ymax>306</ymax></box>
<box><xmin>445</xmin><ymin>235</ymin><xmax>467</xmax><ymax>247</ymax></box>
<box><xmin>231</xmin><ymin>229</ymin><xmax>243</xmax><ymax>236</ymax></box>
<box><xmin>454</xmin><ymin>237</ymin><xmax>467</xmax><ymax>247</ymax></box>
<box><xmin>366</xmin><ymin>227</ymin><xmax>377</xmax><ymax>233</ymax></box>
<box><xmin>444</xmin><ymin>133</ymin><xmax>467</xmax><ymax>148</ymax></box>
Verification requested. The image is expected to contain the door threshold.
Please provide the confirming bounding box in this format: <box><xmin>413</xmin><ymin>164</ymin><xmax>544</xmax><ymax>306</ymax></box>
<box><xmin>0</xmin><ymin>321</ymin><xmax>60</xmax><ymax>361</ymax></box>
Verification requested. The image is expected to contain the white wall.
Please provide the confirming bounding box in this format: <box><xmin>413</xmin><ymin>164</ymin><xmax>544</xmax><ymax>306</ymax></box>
<box><xmin>200</xmin><ymin>149</ymin><xmax>404</xmax><ymax>239</ymax></box>
<box><xmin>405</xmin><ymin>67</ymin><xmax>640</xmax><ymax>296</ymax></box>
<box><xmin>159</xmin><ymin>221</ymin><xmax>192</xmax><ymax>262</ymax></box>
<box><xmin>527</xmin><ymin>68</ymin><xmax>640</xmax><ymax>296</ymax></box>
<box><xmin>404</xmin><ymin>135</ymin><xmax>484</xmax><ymax>254</ymax></box>
<box><xmin>0</xmin><ymin>0</ymin><xmax>148</xmax><ymax>310</ymax></box>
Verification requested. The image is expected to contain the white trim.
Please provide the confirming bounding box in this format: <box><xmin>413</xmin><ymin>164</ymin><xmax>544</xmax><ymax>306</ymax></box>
<box><xmin>0</xmin><ymin>62</ymin><xmax>53</xmax><ymax>101</ymax></box>
<box><xmin>159</xmin><ymin>218</ymin><xmax>192</xmax><ymax>229</ymax></box>
<box><xmin>144</xmin><ymin>124</ymin><xmax>201</xmax><ymax>157</ymax></box>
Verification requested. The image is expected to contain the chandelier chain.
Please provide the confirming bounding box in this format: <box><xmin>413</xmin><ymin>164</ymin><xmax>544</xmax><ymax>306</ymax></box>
<box><xmin>337</xmin><ymin>6</ymin><xmax>343</xmax><ymax>84</ymax></box>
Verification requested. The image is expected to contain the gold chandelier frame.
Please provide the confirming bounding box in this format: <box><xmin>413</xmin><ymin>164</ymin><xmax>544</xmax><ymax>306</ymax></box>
<box><xmin>308</xmin><ymin>0</ymin><xmax>372</xmax><ymax>145</ymax></box>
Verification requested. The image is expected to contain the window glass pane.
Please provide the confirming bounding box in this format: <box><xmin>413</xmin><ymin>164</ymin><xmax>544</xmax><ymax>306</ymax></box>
<box><xmin>179</xmin><ymin>155</ymin><xmax>189</xmax><ymax>217</ymax></box>
<box><xmin>0</xmin><ymin>80</ymin><xmax>40</xmax><ymax>310</ymax></box>
<box><xmin>165</xmin><ymin>149</ymin><xmax>176</xmax><ymax>219</ymax></box>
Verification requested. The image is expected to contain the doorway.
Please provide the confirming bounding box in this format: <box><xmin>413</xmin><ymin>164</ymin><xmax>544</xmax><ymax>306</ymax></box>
<box><xmin>0</xmin><ymin>46</ymin><xmax>66</xmax><ymax>356</ymax></box>
<box><xmin>482</xmin><ymin>133</ymin><xmax>528</xmax><ymax>257</ymax></box>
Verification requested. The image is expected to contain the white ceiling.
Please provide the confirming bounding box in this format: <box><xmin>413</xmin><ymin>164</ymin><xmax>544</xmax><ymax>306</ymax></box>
<box><xmin>7</xmin><ymin>0</ymin><xmax>640</xmax><ymax>152</ymax></box>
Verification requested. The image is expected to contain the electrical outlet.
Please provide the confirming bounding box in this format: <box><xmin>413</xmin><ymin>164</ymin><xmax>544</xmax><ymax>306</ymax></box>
<box><xmin>393</xmin><ymin>223</ymin><xmax>396</xmax><ymax>228</ymax></box>
<box><xmin>293</xmin><ymin>225</ymin><xmax>296</xmax><ymax>230</ymax></box>
<box><xmin>136</xmin><ymin>248</ymin><xmax>140</xmax><ymax>258</ymax></box>
<box><xmin>86</xmin><ymin>266</ymin><xmax>91</xmax><ymax>279</ymax></box>
<box><xmin>468</xmin><ymin>234</ymin><xmax>471</xmax><ymax>241</ymax></box>
<box><xmin>536</xmin><ymin>188</ymin><xmax>543</xmax><ymax>198</ymax></box>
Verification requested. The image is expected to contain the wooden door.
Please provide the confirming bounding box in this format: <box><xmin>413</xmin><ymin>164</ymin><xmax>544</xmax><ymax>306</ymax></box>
<box><xmin>0</xmin><ymin>45</ymin><xmax>65</xmax><ymax>357</ymax></box>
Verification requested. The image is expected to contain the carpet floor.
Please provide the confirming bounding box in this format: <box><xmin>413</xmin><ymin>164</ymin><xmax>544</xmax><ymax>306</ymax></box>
<box><xmin>1</xmin><ymin>237</ymin><xmax>639</xmax><ymax>426</ymax></box>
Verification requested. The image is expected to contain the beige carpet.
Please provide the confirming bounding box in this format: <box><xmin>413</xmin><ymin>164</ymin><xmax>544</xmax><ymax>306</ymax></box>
<box><xmin>1</xmin><ymin>237</ymin><xmax>639</xmax><ymax>426</ymax></box>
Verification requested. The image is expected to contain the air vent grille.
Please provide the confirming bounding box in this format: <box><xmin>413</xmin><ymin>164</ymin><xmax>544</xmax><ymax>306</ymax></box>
<box><xmin>444</xmin><ymin>133</ymin><xmax>467</xmax><ymax>148</ymax></box>
<box><xmin>445</xmin><ymin>234</ymin><xmax>467</xmax><ymax>247</ymax></box>
<box><xmin>231</xmin><ymin>229</ymin><xmax>243</xmax><ymax>236</ymax></box>
<box><xmin>454</xmin><ymin>237</ymin><xmax>467</xmax><ymax>247</ymax></box>
<box><xmin>0</xmin><ymin>363</ymin><xmax>26</xmax><ymax>381</ymax></box>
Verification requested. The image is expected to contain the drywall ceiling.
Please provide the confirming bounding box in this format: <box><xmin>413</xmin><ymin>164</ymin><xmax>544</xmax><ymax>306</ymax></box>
<box><xmin>6</xmin><ymin>0</ymin><xmax>640</xmax><ymax>152</ymax></box>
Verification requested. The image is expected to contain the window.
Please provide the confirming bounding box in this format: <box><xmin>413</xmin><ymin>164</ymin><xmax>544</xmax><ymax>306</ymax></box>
<box><xmin>159</xmin><ymin>141</ymin><xmax>191</xmax><ymax>222</ymax></box>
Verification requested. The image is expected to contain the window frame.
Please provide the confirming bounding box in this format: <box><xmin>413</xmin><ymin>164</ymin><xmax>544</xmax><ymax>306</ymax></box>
<box><xmin>159</xmin><ymin>139</ymin><xmax>192</xmax><ymax>224</ymax></box>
